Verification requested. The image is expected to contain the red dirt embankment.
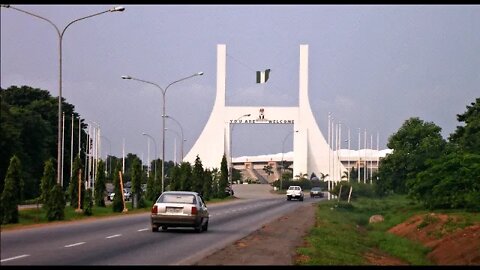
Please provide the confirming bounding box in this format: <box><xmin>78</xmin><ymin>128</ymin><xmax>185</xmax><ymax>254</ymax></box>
<box><xmin>388</xmin><ymin>213</ymin><xmax>480</xmax><ymax>265</ymax></box>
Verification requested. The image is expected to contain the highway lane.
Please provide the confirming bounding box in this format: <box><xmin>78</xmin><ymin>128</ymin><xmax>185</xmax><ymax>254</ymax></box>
<box><xmin>1</xmin><ymin>184</ymin><xmax>324</xmax><ymax>265</ymax></box>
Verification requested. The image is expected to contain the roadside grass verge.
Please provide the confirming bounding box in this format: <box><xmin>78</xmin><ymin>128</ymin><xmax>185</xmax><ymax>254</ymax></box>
<box><xmin>296</xmin><ymin>195</ymin><xmax>433</xmax><ymax>265</ymax></box>
<box><xmin>1</xmin><ymin>201</ymin><xmax>150</xmax><ymax>230</ymax></box>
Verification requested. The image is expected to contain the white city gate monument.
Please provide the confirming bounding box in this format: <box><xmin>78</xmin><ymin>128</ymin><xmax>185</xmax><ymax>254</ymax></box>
<box><xmin>184</xmin><ymin>44</ymin><xmax>346</xmax><ymax>181</ymax></box>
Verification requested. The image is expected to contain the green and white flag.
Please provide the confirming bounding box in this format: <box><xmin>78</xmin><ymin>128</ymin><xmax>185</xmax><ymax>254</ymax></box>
<box><xmin>256</xmin><ymin>69</ymin><xmax>270</xmax><ymax>83</ymax></box>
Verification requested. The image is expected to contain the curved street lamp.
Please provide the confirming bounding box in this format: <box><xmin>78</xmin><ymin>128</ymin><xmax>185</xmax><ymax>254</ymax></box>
<box><xmin>164</xmin><ymin>115</ymin><xmax>185</xmax><ymax>161</ymax></box>
<box><xmin>164</xmin><ymin>128</ymin><xmax>181</xmax><ymax>164</ymax></box>
<box><xmin>122</xmin><ymin>72</ymin><xmax>203</xmax><ymax>193</ymax></box>
<box><xmin>281</xmin><ymin>130</ymin><xmax>298</xmax><ymax>190</ymax></box>
<box><xmin>230</xmin><ymin>113</ymin><xmax>251</xmax><ymax>185</ymax></box>
<box><xmin>1</xmin><ymin>5</ymin><xmax>125</xmax><ymax>185</ymax></box>
<box><xmin>142</xmin><ymin>132</ymin><xmax>157</xmax><ymax>184</ymax></box>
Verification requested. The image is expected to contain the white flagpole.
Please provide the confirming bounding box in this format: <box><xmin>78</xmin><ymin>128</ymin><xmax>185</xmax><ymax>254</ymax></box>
<box><xmin>364</xmin><ymin>128</ymin><xmax>367</xmax><ymax>184</ymax></box>
<box><xmin>358</xmin><ymin>128</ymin><xmax>360</xmax><ymax>183</ymax></box>
<box><xmin>347</xmin><ymin>127</ymin><xmax>350</xmax><ymax>182</ymax></box>
<box><xmin>377</xmin><ymin>131</ymin><xmax>379</xmax><ymax>180</ymax></box>
<box><xmin>327</xmin><ymin>113</ymin><xmax>331</xmax><ymax>200</ymax></box>
<box><xmin>338</xmin><ymin>122</ymin><xmax>342</xmax><ymax>181</ymax></box>
<box><xmin>78</xmin><ymin>118</ymin><xmax>81</xmax><ymax>156</ymax></box>
<box><xmin>70</xmin><ymin>114</ymin><xmax>74</xmax><ymax>183</ymax></box>
<box><xmin>370</xmin><ymin>134</ymin><xmax>373</xmax><ymax>184</ymax></box>
<box><xmin>122</xmin><ymin>138</ymin><xmax>125</xmax><ymax>174</ymax></box>
<box><xmin>147</xmin><ymin>139</ymin><xmax>150</xmax><ymax>178</ymax></box>
<box><xmin>61</xmin><ymin>112</ymin><xmax>65</xmax><ymax>187</ymax></box>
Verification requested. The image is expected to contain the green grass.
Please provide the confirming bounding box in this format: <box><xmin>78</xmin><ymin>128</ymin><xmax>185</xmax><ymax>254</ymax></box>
<box><xmin>296</xmin><ymin>195</ymin><xmax>437</xmax><ymax>265</ymax></box>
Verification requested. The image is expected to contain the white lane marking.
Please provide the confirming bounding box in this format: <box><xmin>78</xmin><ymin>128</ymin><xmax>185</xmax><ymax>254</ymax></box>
<box><xmin>64</xmin><ymin>242</ymin><xmax>86</xmax><ymax>248</ymax></box>
<box><xmin>106</xmin><ymin>234</ymin><xmax>122</xmax><ymax>239</ymax></box>
<box><xmin>137</xmin><ymin>228</ymin><xmax>148</xmax><ymax>232</ymax></box>
<box><xmin>1</xmin><ymin>254</ymin><xmax>30</xmax><ymax>262</ymax></box>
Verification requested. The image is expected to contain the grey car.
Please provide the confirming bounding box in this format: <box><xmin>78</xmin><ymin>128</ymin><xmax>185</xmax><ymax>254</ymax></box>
<box><xmin>310</xmin><ymin>187</ymin><xmax>324</xmax><ymax>198</ymax></box>
<box><xmin>151</xmin><ymin>191</ymin><xmax>209</xmax><ymax>233</ymax></box>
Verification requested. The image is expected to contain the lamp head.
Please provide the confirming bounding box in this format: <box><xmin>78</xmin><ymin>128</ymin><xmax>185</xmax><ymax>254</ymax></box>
<box><xmin>142</xmin><ymin>132</ymin><xmax>147</xmax><ymax>135</ymax></box>
<box><xmin>121</xmin><ymin>75</ymin><xmax>131</xmax><ymax>80</ymax></box>
<box><xmin>111</xmin><ymin>6</ymin><xmax>125</xmax><ymax>12</ymax></box>
<box><xmin>196</xmin><ymin>72</ymin><xmax>204</xmax><ymax>76</ymax></box>
<box><xmin>1</xmin><ymin>4</ymin><xmax>11</xmax><ymax>8</ymax></box>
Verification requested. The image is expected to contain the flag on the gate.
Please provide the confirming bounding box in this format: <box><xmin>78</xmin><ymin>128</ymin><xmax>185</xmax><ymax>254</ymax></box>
<box><xmin>256</xmin><ymin>69</ymin><xmax>270</xmax><ymax>83</ymax></box>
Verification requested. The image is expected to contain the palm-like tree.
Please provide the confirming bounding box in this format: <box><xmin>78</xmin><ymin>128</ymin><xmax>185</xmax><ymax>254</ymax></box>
<box><xmin>263</xmin><ymin>165</ymin><xmax>273</xmax><ymax>176</ymax></box>
<box><xmin>319</xmin><ymin>172</ymin><xmax>329</xmax><ymax>181</ymax></box>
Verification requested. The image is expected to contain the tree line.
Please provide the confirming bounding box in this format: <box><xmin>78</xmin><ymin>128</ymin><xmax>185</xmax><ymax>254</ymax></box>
<box><xmin>0</xmin><ymin>85</ymin><xmax>232</xmax><ymax>224</ymax></box>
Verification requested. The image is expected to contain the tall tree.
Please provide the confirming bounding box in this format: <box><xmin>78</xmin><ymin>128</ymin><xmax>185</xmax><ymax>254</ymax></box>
<box><xmin>1</xmin><ymin>155</ymin><xmax>23</xmax><ymax>224</ymax></box>
<box><xmin>40</xmin><ymin>158</ymin><xmax>56</xmax><ymax>204</ymax></box>
<box><xmin>178</xmin><ymin>162</ymin><xmax>193</xmax><ymax>191</ymax></box>
<box><xmin>219</xmin><ymin>154</ymin><xmax>229</xmax><ymax>198</ymax></box>
<box><xmin>112</xmin><ymin>161</ymin><xmax>124</xmax><ymax>213</ymax></box>
<box><xmin>69</xmin><ymin>155</ymin><xmax>84</xmax><ymax>209</ymax></box>
<box><xmin>202</xmin><ymin>168</ymin><xmax>213</xmax><ymax>201</ymax></box>
<box><xmin>376</xmin><ymin>117</ymin><xmax>446</xmax><ymax>195</ymax></box>
<box><xmin>449</xmin><ymin>98</ymin><xmax>480</xmax><ymax>154</ymax></box>
<box><xmin>45</xmin><ymin>183</ymin><xmax>66</xmax><ymax>221</ymax></box>
<box><xmin>192</xmin><ymin>155</ymin><xmax>204</xmax><ymax>194</ymax></box>
<box><xmin>94</xmin><ymin>160</ymin><xmax>106</xmax><ymax>207</ymax></box>
<box><xmin>146</xmin><ymin>172</ymin><xmax>156</xmax><ymax>201</ymax></box>
<box><xmin>130</xmin><ymin>158</ymin><xmax>144</xmax><ymax>208</ymax></box>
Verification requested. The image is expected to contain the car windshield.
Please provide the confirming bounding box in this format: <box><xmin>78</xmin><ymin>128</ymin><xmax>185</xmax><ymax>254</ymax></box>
<box><xmin>157</xmin><ymin>194</ymin><xmax>196</xmax><ymax>204</ymax></box>
<box><xmin>312</xmin><ymin>187</ymin><xmax>321</xmax><ymax>191</ymax></box>
<box><xmin>288</xmin><ymin>186</ymin><xmax>300</xmax><ymax>190</ymax></box>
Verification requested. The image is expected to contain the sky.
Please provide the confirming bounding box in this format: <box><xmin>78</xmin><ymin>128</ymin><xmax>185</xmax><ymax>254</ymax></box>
<box><xmin>1</xmin><ymin>4</ymin><xmax>479</xmax><ymax>164</ymax></box>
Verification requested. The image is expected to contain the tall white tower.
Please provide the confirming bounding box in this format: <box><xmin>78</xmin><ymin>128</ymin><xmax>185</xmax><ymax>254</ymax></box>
<box><xmin>184</xmin><ymin>44</ymin><xmax>345</xmax><ymax>180</ymax></box>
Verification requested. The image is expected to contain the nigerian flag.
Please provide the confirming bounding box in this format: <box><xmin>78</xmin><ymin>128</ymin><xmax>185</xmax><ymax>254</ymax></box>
<box><xmin>256</xmin><ymin>69</ymin><xmax>270</xmax><ymax>84</ymax></box>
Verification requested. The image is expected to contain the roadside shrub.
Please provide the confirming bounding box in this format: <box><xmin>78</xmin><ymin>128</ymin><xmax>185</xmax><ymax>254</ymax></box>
<box><xmin>45</xmin><ymin>184</ymin><xmax>65</xmax><ymax>221</ymax></box>
<box><xmin>84</xmin><ymin>189</ymin><xmax>93</xmax><ymax>216</ymax></box>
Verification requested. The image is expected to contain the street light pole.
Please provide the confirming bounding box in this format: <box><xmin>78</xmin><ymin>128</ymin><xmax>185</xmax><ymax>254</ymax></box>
<box><xmin>164</xmin><ymin>128</ymin><xmax>181</xmax><ymax>164</ymax></box>
<box><xmin>122</xmin><ymin>72</ymin><xmax>203</xmax><ymax>193</ymax></box>
<box><xmin>100</xmin><ymin>135</ymin><xmax>112</xmax><ymax>178</ymax></box>
<box><xmin>281</xmin><ymin>130</ymin><xmax>298</xmax><ymax>191</ymax></box>
<box><xmin>165</xmin><ymin>115</ymin><xmax>185</xmax><ymax>161</ymax></box>
<box><xmin>229</xmin><ymin>114</ymin><xmax>251</xmax><ymax>185</ymax></box>
<box><xmin>142</xmin><ymin>132</ymin><xmax>158</xmax><ymax>184</ymax></box>
<box><xmin>1</xmin><ymin>5</ymin><xmax>125</xmax><ymax>185</ymax></box>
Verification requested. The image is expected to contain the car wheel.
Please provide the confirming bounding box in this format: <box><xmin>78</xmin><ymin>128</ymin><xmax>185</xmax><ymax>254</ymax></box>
<box><xmin>202</xmin><ymin>220</ymin><xmax>208</xmax><ymax>232</ymax></box>
<box><xmin>152</xmin><ymin>226</ymin><xmax>159</xmax><ymax>232</ymax></box>
<box><xmin>161</xmin><ymin>225</ymin><xmax>168</xmax><ymax>231</ymax></box>
<box><xmin>195</xmin><ymin>219</ymin><xmax>203</xmax><ymax>233</ymax></box>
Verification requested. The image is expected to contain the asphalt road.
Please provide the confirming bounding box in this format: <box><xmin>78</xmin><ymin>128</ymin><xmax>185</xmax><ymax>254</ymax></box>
<box><xmin>1</xmin><ymin>184</ymin><xmax>323</xmax><ymax>265</ymax></box>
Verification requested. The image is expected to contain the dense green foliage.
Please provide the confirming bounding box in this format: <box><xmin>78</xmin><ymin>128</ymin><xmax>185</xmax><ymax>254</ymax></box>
<box><xmin>40</xmin><ymin>158</ymin><xmax>56</xmax><ymax>204</ymax></box>
<box><xmin>376</xmin><ymin>98</ymin><xmax>480</xmax><ymax>211</ymax></box>
<box><xmin>68</xmin><ymin>156</ymin><xmax>84</xmax><ymax>209</ymax></box>
<box><xmin>112</xmin><ymin>161</ymin><xmax>124</xmax><ymax>213</ymax></box>
<box><xmin>376</xmin><ymin>117</ymin><xmax>446</xmax><ymax>195</ymax></box>
<box><xmin>218</xmin><ymin>154</ymin><xmax>229</xmax><ymax>198</ymax></box>
<box><xmin>94</xmin><ymin>160</ymin><xmax>106</xmax><ymax>207</ymax></box>
<box><xmin>83</xmin><ymin>189</ymin><xmax>93</xmax><ymax>216</ymax></box>
<box><xmin>192</xmin><ymin>155</ymin><xmax>204</xmax><ymax>194</ymax></box>
<box><xmin>130</xmin><ymin>157</ymin><xmax>145</xmax><ymax>208</ymax></box>
<box><xmin>1</xmin><ymin>86</ymin><xmax>85</xmax><ymax>200</ymax></box>
<box><xmin>1</xmin><ymin>155</ymin><xmax>23</xmax><ymax>224</ymax></box>
<box><xmin>45</xmin><ymin>183</ymin><xmax>66</xmax><ymax>221</ymax></box>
